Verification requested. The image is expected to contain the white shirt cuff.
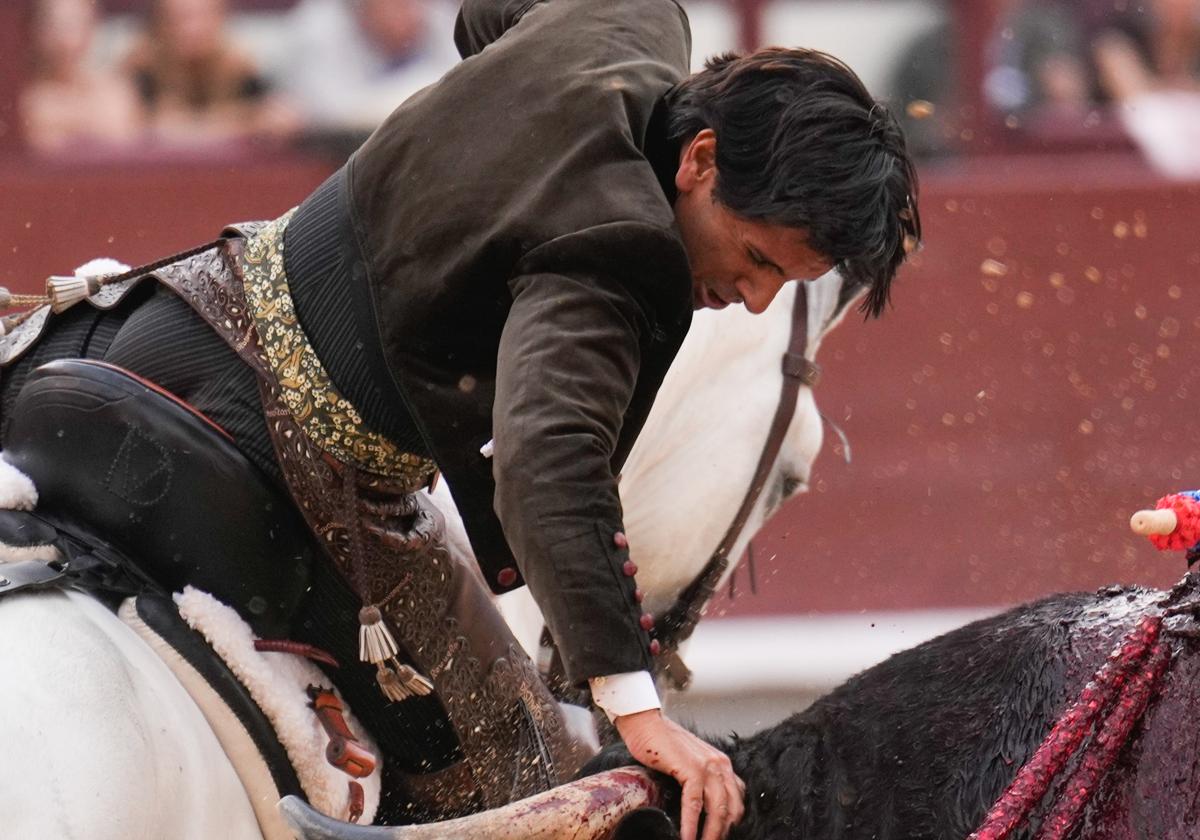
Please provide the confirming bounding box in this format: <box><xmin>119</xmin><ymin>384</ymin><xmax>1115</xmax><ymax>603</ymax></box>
<box><xmin>589</xmin><ymin>670</ymin><xmax>661</xmax><ymax>722</ymax></box>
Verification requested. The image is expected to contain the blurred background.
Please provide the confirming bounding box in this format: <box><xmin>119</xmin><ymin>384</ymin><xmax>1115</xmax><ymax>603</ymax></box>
<box><xmin>1</xmin><ymin>0</ymin><xmax>1199</xmax><ymax>734</ymax></box>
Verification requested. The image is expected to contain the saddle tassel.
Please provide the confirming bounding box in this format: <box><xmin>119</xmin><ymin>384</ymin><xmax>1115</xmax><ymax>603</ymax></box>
<box><xmin>358</xmin><ymin>605</ymin><xmax>400</xmax><ymax>662</ymax></box>
<box><xmin>46</xmin><ymin>275</ymin><xmax>104</xmax><ymax>313</ymax></box>
<box><xmin>358</xmin><ymin>605</ymin><xmax>433</xmax><ymax>702</ymax></box>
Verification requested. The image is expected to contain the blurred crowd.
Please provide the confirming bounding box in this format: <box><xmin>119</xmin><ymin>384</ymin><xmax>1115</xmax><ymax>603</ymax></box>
<box><xmin>18</xmin><ymin>0</ymin><xmax>460</xmax><ymax>156</ymax></box>
<box><xmin>889</xmin><ymin>0</ymin><xmax>1200</xmax><ymax>175</ymax></box>
<box><xmin>17</xmin><ymin>0</ymin><xmax>1200</xmax><ymax>178</ymax></box>
<box><xmin>986</xmin><ymin>0</ymin><xmax>1200</xmax><ymax>176</ymax></box>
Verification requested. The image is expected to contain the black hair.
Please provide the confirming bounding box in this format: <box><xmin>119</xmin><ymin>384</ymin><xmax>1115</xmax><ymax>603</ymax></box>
<box><xmin>664</xmin><ymin>48</ymin><xmax>921</xmax><ymax>317</ymax></box>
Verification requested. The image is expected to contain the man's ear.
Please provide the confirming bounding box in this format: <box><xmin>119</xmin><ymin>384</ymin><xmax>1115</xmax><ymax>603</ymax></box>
<box><xmin>674</xmin><ymin>128</ymin><xmax>717</xmax><ymax>194</ymax></box>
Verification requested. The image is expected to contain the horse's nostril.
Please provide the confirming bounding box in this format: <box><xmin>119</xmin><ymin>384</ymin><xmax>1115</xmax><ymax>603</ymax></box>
<box><xmin>782</xmin><ymin>476</ymin><xmax>804</xmax><ymax>497</ymax></box>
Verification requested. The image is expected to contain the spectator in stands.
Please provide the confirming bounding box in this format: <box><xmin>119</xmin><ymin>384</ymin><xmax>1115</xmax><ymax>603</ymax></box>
<box><xmin>1093</xmin><ymin>0</ymin><xmax>1200</xmax><ymax>177</ymax></box>
<box><xmin>122</xmin><ymin>0</ymin><xmax>299</xmax><ymax>148</ymax></box>
<box><xmin>988</xmin><ymin>0</ymin><xmax>1200</xmax><ymax>176</ymax></box>
<box><xmin>1153</xmin><ymin>0</ymin><xmax>1200</xmax><ymax>83</ymax></box>
<box><xmin>274</xmin><ymin>0</ymin><xmax>459</xmax><ymax>136</ymax></box>
<box><xmin>985</xmin><ymin>0</ymin><xmax>1154</xmax><ymax>117</ymax></box>
<box><xmin>20</xmin><ymin>0</ymin><xmax>144</xmax><ymax>155</ymax></box>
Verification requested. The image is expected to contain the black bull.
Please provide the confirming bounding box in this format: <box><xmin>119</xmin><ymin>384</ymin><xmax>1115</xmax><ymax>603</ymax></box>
<box><xmin>586</xmin><ymin>581</ymin><xmax>1200</xmax><ymax>840</ymax></box>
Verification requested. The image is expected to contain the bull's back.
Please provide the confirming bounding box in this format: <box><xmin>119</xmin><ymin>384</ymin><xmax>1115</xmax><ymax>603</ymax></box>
<box><xmin>730</xmin><ymin>586</ymin><xmax>1194</xmax><ymax>839</ymax></box>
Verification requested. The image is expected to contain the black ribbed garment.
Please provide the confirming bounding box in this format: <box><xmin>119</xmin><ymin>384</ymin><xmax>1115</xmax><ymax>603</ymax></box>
<box><xmin>285</xmin><ymin>170</ymin><xmax>429</xmax><ymax>458</ymax></box>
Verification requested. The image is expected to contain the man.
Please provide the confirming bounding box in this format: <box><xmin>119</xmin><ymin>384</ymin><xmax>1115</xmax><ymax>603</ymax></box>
<box><xmin>0</xmin><ymin>1</ymin><xmax>918</xmax><ymax>837</ymax></box>
<box><xmin>291</xmin><ymin>2</ymin><xmax>915</xmax><ymax>834</ymax></box>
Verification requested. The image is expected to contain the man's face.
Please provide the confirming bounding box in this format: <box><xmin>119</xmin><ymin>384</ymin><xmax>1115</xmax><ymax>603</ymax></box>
<box><xmin>674</xmin><ymin>130</ymin><xmax>834</xmax><ymax>313</ymax></box>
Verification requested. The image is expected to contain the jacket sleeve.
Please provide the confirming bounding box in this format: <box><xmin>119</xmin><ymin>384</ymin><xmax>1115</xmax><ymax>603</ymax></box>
<box><xmin>491</xmin><ymin>226</ymin><xmax>686</xmax><ymax>685</ymax></box>
<box><xmin>454</xmin><ymin>0</ymin><xmax>543</xmax><ymax>58</ymax></box>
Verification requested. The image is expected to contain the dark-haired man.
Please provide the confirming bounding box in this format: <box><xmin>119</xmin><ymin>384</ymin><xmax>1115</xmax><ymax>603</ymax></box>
<box><xmin>393</xmin><ymin>8</ymin><xmax>916</xmax><ymax>837</ymax></box>
<box><xmin>0</xmin><ymin>1</ymin><xmax>918</xmax><ymax>837</ymax></box>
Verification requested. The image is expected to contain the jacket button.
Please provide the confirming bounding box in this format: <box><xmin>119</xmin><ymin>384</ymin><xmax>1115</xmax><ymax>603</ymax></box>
<box><xmin>639</xmin><ymin>613</ymin><xmax>654</xmax><ymax>631</ymax></box>
<box><xmin>634</xmin><ymin>588</ymin><xmax>644</xmax><ymax>603</ymax></box>
<box><xmin>649</xmin><ymin>639</ymin><xmax>661</xmax><ymax>656</ymax></box>
<box><xmin>613</xmin><ymin>531</ymin><xmax>629</xmax><ymax>549</ymax></box>
<box><xmin>497</xmin><ymin>567</ymin><xmax>518</xmax><ymax>587</ymax></box>
<box><xmin>622</xmin><ymin>560</ymin><xmax>638</xmax><ymax>577</ymax></box>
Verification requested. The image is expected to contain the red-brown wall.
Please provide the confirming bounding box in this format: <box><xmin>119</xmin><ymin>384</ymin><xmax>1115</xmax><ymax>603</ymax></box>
<box><xmin>730</xmin><ymin>154</ymin><xmax>1200</xmax><ymax>617</ymax></box>
<box><xmin>0</xmin><ymin>153</ymin><xmax>333</xmax><ymax>291</ymax></box>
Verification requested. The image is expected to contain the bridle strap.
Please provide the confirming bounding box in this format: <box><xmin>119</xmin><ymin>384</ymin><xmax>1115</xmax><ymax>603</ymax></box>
<box><xmin>655</xmin><ymin>284</ymin><xmax>820</xmax><ymax>684</ymax></box>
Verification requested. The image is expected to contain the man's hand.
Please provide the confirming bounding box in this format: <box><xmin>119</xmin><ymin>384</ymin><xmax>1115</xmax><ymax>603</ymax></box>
<box><xmin>613</xmin><ymin>708</ymin><xmax>745</xmax><ymax>840</ymax></box>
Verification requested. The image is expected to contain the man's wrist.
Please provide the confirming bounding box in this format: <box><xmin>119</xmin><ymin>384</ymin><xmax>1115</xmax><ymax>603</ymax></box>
<box><xmin>589</xmin><ymin>670</ymin><xmax>661</xmax><ymax>722</ymax></box>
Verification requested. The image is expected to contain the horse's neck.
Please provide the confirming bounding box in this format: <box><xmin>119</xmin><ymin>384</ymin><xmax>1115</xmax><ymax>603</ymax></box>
<box><xmin>619</xmin><ymin>279</ymin><xmax>840</xmax><ymax>614</ymax></box>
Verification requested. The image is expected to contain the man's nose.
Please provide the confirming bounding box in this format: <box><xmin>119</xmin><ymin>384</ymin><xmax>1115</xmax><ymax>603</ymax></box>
<box><xmin>737</xmin><ymin>276</ymin><xmax>784</xmax><ymax>314</ymax></box>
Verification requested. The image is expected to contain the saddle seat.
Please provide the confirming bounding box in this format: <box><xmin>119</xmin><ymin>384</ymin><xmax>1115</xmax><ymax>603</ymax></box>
<box><xmin>0</xmin><ymin>358</ymin><xmax>314</xmax><ymax>637</ymax></box>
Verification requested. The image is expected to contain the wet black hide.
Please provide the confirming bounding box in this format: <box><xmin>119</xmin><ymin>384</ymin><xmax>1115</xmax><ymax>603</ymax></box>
<box><xmin>584</xmin><ymin>584</ymin><xmax>1200</xmax><ymax>839</ymax></box>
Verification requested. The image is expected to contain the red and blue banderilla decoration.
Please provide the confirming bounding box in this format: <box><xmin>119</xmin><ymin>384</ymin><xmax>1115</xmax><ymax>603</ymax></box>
<box><xmin>1130</xmin><ymin>490</ymin><xmax>1200</xmax><ymax>564</ymax></box>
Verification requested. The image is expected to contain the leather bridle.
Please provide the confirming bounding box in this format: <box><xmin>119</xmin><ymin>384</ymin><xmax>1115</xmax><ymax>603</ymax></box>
<box><xmin>654</xmin><ymin>283</ymin><xmax>821</xmax><ymax>687</ymax></box>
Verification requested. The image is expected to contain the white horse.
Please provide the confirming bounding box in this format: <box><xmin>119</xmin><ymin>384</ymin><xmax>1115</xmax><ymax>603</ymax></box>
<box><xmin>0</xmin><ymin>272</ymin><xmax>859</xmax><ymax>839</ymax></box>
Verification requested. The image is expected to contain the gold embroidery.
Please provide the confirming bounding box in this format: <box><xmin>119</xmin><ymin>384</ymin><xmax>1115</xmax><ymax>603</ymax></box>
<box><xmin>240</xmin><ymin>211</ymin><xmax>436</xmax><ymax>487</ymax></box>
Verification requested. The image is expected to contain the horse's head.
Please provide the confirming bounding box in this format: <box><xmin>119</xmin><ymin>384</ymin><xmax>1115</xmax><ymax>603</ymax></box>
<box><xmin>617</xmin><ymin>269</ymin><xmax>867</xmax><ymax>614</ymax></box>
<box><xmin>759</xmin><ymin>270</ymin><xmax>867</xmax><ymax>521</ymax></box>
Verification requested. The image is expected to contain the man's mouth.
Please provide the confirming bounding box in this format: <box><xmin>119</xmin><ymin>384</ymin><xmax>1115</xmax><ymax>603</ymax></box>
<box><xmin>696</xmin><ymin>284</ymin><xmax>729</xmax><ymax>310</ymax></box>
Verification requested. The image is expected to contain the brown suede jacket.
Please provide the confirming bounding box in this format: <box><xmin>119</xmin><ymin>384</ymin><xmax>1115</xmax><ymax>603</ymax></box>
<box><xmin>287</xmin><ymin>0</ymin><xmax>694</xmax><ymax>683</ymax></box>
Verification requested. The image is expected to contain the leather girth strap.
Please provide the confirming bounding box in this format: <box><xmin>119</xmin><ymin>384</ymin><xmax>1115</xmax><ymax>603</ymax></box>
<box><xmin>654</xmin><ymin>284</ymin><xmax>819</xmax><ymax>687</ymax></box>
<box><xmin>150</xmin><ymin>232</ymin><xmax>590</xmax><ymax>817</ymax></box>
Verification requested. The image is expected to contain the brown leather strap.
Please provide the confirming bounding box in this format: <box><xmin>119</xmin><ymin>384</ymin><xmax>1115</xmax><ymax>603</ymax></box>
<box><xmin>656</xmin><ymin>284</ymin><xmax>819</xmax><ymax>684</ymax></box>
<box><xmin>308</xmin><ymin>686</ymin><xmax>378</xmax><ymax>779</ymax></box>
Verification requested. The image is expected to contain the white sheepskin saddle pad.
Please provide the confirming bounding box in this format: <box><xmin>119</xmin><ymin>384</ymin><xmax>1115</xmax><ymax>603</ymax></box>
<box><xmin>120</xmin><ymin>587</ymin><xmax>383</xmax><ymax>837</ymax></box>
